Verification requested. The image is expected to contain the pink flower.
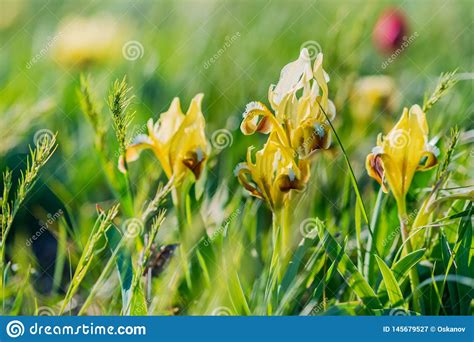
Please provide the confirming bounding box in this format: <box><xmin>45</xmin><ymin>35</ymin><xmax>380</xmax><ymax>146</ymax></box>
<box><xmin>373</xmin><ymin>8</ymin><xmax>408</xmax><ymax>54</ymax></box>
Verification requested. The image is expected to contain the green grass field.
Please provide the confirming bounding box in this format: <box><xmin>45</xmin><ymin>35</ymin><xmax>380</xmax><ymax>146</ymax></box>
<box><xmin>0</xmin><ymin>0</ymin><xmax>473</xmax><ymax>316</ymax></box>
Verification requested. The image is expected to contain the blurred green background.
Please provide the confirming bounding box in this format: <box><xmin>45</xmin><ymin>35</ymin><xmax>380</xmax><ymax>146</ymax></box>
<box><xmin>0</xmin><ymin>0</ymin><xmax>472</xmax><ymax>314</ymax></box>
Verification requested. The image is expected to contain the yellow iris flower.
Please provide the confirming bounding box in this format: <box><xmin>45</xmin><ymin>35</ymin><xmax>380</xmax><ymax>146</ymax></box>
<box><xmin>119</xmin><ymin>94</ymin><xmax>208</xmax><ymax>182</ymax></box>
<box><xmin>237</xmin><ymin>49</ymin><xmax>335</xmax><ymax>207</ymax></box>
<box><xmin>366</xmin><ymin>104</ymin><xmax>438</xmax><ymax>210</ymax></box>
<box><xmin>241</xmin><ymin>48</ymin><xmax>336</xmax><ymax>159</ymax></box>
<box><xmin>235</xmin><ymin>132</ymin><xmax>310</xmax><ymax>210</ymax></box>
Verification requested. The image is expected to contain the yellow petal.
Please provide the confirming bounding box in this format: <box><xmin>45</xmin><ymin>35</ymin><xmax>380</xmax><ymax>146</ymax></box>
<box><xmin>292</xmin><ymin>119</ymin><xmax>331</xmax><ymax>158</ymax></box>
<box><xmin>118</xmin><ymin>134</ymin><xmax>155</xmax><ymax>173</ymax></box>
<box><xmin>169</xmin><ymin>94</ymin><xmax>208</xmax><ymax>180</ymax></box>
<box><xmin>234</xmin><ymin>162</ymin><xmax>263</xmax><ymax>199</ymax></box>
<box><xmin>154</xmin><ymin>97</ymin><xmax>186</xmax><ymax>145</ymax></box>
<box><xmin>240</xmin><ymin>101</ymin><xmax>274</xmax><ymax>135</ymax></box>
<box><xmin>366</xmin><ymin>151</ymin><xmax>388</xmax><ymax>193</ymax></box>
<box><xmin>367</xmin><ymin>104</ymin><xmax>438</xmax><ymax>204</ymax></box>
<box><xmin>312</xmin><ymin>53</ymin><xmax>330</xmax><ymax>114</ymax></box>
<box><xmin>270</xmin><ymin>48</ymin><xmax>313</xmax><ymax>107</ymax></box>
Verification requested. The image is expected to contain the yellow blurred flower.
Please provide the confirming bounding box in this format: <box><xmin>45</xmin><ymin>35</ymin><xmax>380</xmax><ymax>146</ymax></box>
<box><xmin>119</xmin><ymin>94</ymin><xmax>208</xmax><ymax>183</ymax></box>
<box><xmin>366</xmin><ymin>104</ymin><xmax>438</xmax><ymax>209</ymax></box>
<box><xmin>0</xmin><ymin>0</ymin><xmax>24</xmax><ymax>30</ymax></box>
<box><xmin>241</xmin><ymin>48</ymin><xmax>336</xmax><ymax>159</ymax></box>
<box><xmin>350</xmin><ymin>75</ymin><xmax>399</xmax><ymax>122</ymax></box>
<box><xmin>53</xmin><ymin>15</ymin><xmax>124</xmax><ymax>66</ymax></box>
<box><xmin>235</xmin><ymin>132</ymin><xmax>309</xmax><ymax>210</ymax></box>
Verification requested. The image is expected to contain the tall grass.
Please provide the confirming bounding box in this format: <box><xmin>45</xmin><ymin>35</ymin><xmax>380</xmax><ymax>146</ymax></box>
<box><xmin>0</xmin><ymin>0</ymin><xmax>472</xmax><ymax>316</ymax></box>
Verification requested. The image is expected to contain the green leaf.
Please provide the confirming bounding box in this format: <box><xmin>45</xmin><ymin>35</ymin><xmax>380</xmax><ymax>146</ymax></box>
<box><xmin>455</xmin><ymin>203</ymin><xmax>472</xmax><ymax>315</ymax></box>
<box><xmin>377</xmin><ymin>249</ymin><xmax>425</xmax><ymax>305</ymax></box>
<box><xmin>129</xmin><ymin>283</ymin><xmax>148</xmax><ymax>315</ymax></box>
<box><xmin>228</xmin><ymin>271</ymin><xmax>251</xmax><ymax>315</ymax></box>
<box><xmin>391</xmin><ymin>249</ymin><xmax>426</xmax><ymax>280</ymax></box>
<box><xmin>440</xmin><ymin>233</ymin><xmax>459</xmax><ymax>313</ymax></box>
<box><xmin>279</xmin><ymin>236</ymin><xmax>317</xmax><ymax>295</ymax></box>
<box><xmin>317</xmin><ymin>228</ymin><xmax>382</xmax><ymax>309</ymax></box>
<box><xmin>375</xmin><ymin>256</ymin><xmax>405</xmax><ymax>308</ymax></box>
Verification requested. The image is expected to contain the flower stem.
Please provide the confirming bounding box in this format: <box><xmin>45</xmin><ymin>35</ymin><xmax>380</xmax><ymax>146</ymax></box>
<box><xmin>397</xmin><ymin>199</ymin><xmax>422</xmax><ymax>313</ymax></box>
<box><xmin>172</xmin><ymin>187</ymin><xmax>192</xmax><ymax>290</ymax></box>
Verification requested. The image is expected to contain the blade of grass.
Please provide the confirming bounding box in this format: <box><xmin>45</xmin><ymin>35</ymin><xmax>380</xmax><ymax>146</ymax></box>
<box><xmin>318</xmin><ymin>103</ymin><xmax>373</xmax><ymax>235</ymax></box>
<box><xmin>317</xmin><ymin>226</ymin><xmax>382</xmax><ymax>309</ymax></box>
<box><xmin>378</xmin><ymin>249</ymin><xmax>426</xmax><ymax>295</ymax></box>
<box><xmin>456</xmin><ymin>203</ymin><xmax>472</xmax><ymax>315</ymax></box>
<box><xmin>375</xmin><ymin>255</ymin><xmax>406</xmax><ymax>309</ymax></box>
<box><xmin>59</xmin><ymin>204</ymin><xmax>119</xmax><ymax>314</ymax></box>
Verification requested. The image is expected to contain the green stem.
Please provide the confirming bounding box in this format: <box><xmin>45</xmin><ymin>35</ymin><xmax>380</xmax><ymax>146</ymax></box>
<box><xmin>397</xmin><ymin>199</ymin><xmax>422</xmax><ymax>313</ymax></box>
<box><xmin>364</xmin><ymin>188</ymin><xmax>384</xmax><ymax>283</ymax></box>
<box><xmin>264</xmin><ymin>206</ymin><xmax>291</xmax><ymax>314</ymax></box>
<box><xmin>265</xmin><ymin>211</ymin><xmax>281</xmax><ymax>314</ymax></box>
<box><xmin>279</xmin><ymin>206</ymin><xmax>291</xmax><ymax>269</ymax></box>
<box><xmin>121</xmin><ymin>156</ymin><xmax>135</xmax><ymax>217</ymax></box>
<box><xmin>78</xmin><ymin>239</ymin><xmax>125</xmax><ymax>315</ymax></box>
<box><xmin>172</xmin><ymin>187</ymin><xmax>192</xmax><ymax>290</ymax></box>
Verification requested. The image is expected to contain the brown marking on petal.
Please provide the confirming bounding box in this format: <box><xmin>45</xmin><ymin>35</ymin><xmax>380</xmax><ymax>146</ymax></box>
<box><xmin>236</xmin><ymin>167</ymin><xmax>263</xmax><ymax>199</ymax></box>
<box><xmin>256</xmin><ymin>116</ymin><xmax>273</xmax><ymax>134</ymax></box>
<box><xmin>182</xmin><ymin>150</ymin><xmax>206</xmax><ymax>179</ymax></box>
<box><xmin>276</xmin><ymin>174</ymin><xmax>306</xmax><ymax>193</ymax></box>
<box><xmin>366</xmin><ymin>153</ymin><xmax>388</xmax><ymax>192</ymax></box>
<box><xmin>372</xmin><ymin>155</ymin><xmax>385</xmax><ymax>180</ymax></box>
<box><xmin>293</xmin><ymin>123</ymin><xmax>331</xmax><ymax>158</ymax></box>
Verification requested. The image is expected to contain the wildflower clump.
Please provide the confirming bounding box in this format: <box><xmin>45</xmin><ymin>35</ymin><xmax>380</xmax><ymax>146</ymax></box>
<box><xmin>236</xmin><ymin>48</ymin><xmax>336</xmax><ymax>209</ymax></box>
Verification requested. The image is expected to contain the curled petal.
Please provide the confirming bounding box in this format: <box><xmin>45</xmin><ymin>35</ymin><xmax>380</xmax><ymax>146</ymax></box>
<box><xmin>118</xmin><ymin>134</ymin><xmax>154</xmax><ymax>173</ymax></box>
<box><xmin>234</xmin><ymin>162</ymin><xmax>263</xmax><ymax>199</ymax></box>
<box><xmin>417</xmin><ymin>148</ymin><xmax>438</xmax><ymax>171</ymax></box>
<box><xmin>366</xmin><ymin>152</ymin><xmax>388</xmax><ymax>193</ymax></box>
<box><xmin>241</xmin><ymin>101</ymin><xmax>273</xmax><ymax>135</ymax></box>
